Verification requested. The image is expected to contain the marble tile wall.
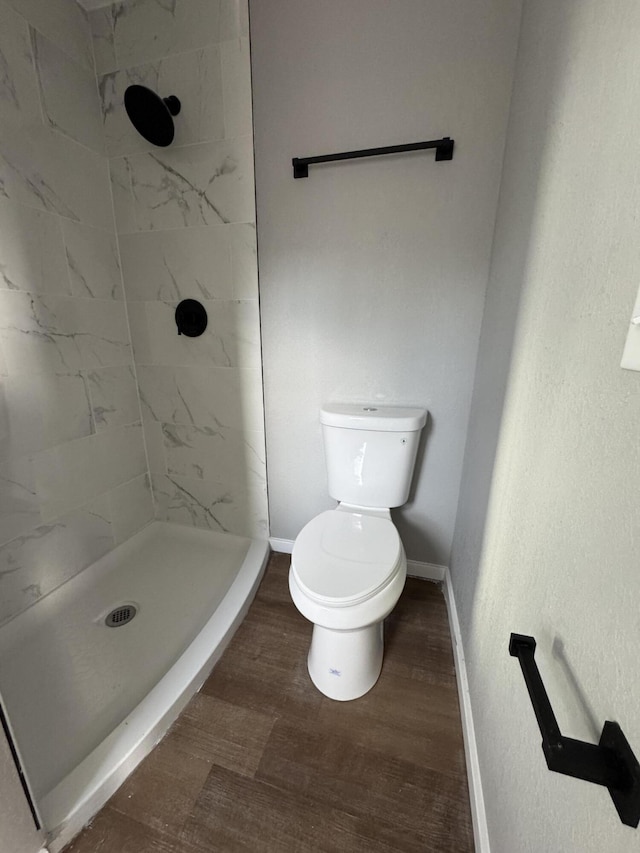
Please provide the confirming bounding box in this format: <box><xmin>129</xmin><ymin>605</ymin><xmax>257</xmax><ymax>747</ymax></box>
<box><xmin>0</xmin><ymin>0</ymin><xmax>153</xmax><ymax>626</ymax></box>
<box><xmin>89</xmin><ymin>0</ymin><xmax>267</xmax><ymax>540</ymax></box>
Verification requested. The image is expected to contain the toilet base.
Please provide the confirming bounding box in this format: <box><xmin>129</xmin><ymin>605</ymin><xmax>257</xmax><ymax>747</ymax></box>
<box><xmin>307</xmin><ymin>621</ymin><xmax>384</xmax><ymax>701</ymax></box>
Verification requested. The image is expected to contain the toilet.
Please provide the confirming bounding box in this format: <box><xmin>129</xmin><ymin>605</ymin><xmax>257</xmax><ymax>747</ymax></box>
<box><xmin>289</xmin><ymin>403</ymin><xmax>427</xmax><ymax>701</ymax></box>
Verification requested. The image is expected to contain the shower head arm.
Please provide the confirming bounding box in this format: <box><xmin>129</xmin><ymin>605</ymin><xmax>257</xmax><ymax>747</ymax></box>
<box><xmin>163</xmin><ymin>96</ymin><xmax>181</xmax><ymax>117</ymax></box>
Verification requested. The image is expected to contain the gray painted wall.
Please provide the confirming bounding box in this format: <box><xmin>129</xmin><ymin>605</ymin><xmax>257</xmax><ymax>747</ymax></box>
<box><xmin>450</xmin><ymin>1</ymin><xmax>640</xmax><ymax>850</ymax></box>
<box><xmin>251</xmin><ymin>0</ymin><xmax>522</xmax><ymax>564</ymax></box>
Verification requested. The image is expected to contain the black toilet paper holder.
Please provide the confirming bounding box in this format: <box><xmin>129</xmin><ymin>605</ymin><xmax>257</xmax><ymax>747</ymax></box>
<box><xmin>509</xmin><ymin>633</ymin><xmax>640</xmax><ymax>827</ymax></box>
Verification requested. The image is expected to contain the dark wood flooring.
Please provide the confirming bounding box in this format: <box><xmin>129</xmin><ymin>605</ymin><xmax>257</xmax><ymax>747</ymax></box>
<box><xmin>64</xmin><ymin>553</ymin><xmax>474</xmax><ymax>853</ymax></box>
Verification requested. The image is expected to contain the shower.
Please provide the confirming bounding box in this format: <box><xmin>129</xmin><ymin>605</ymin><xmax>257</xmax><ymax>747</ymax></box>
<box><xmin>0</xmin><ymin>0</ymin><xmax>266</xmax><ymax>848</ymax></box>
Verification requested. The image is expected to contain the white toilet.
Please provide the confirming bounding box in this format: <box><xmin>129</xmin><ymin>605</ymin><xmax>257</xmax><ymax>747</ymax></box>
<box><xmin>289</xmin><ymin>403</ymin><xmax>427</xmax><ymax>701</ymax></box>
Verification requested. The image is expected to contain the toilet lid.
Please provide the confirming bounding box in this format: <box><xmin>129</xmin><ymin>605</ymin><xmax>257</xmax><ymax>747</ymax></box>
<box><xmin>292</xmin><ymin>510</ymin><xmax>402</xmax><ymax>606</ymax></box>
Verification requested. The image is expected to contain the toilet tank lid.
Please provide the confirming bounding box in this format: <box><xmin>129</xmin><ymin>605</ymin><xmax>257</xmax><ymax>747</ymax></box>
<box><xmin>320</xmin><ymin>403</ymin><xmax>427</xmax><ymax>432</ymax></box>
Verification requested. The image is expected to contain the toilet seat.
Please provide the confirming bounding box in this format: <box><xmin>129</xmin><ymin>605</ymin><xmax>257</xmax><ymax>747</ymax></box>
<box><xmin>291</xmin><ymin>510</ymin><xmax>403</xmax><ymax>608</ymax></box>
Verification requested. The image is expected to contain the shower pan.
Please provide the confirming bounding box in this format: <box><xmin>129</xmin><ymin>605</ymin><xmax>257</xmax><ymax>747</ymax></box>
<box><xmin>0</xmin><ymin>524</ymin><xmax>268</xmax><ymax>852</ymax></box>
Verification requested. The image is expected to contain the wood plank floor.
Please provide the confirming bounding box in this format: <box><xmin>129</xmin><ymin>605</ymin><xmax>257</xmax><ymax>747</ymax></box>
<box><xmin>65</xmin><ymin>553</ymin><xmax>474</xmax><ymax>853</ymax></box>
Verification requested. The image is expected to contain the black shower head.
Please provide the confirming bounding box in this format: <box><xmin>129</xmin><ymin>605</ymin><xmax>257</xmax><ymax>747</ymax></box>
<box><xmin>124</xmin><ymin>85</ymin><xmax>181</xmax><ymax>147</ymax></box>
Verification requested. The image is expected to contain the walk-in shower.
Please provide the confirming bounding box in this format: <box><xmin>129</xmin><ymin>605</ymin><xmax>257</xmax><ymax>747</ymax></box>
<box><xmin>0</xmin><ymin>0</ymin><xmax>263</xmax><ymax>849</ymax></box>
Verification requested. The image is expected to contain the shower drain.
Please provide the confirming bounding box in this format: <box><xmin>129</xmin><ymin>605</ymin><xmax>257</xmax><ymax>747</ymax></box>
<box><xmin>105</xmin><ymin>604</ymin><xmax>137</xmax><ymax>627</ymax></box>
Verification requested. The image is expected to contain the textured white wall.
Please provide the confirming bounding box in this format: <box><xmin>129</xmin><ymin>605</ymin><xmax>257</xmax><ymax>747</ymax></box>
<box><xmin>450</xmin><ymin>1</ymin><xmax>640</xmax><ymax>850</ymax></box>
<box><xmin>251</xmin><ymin>0</ymin><xmax>522</xmax><ymax>563</ymax></box>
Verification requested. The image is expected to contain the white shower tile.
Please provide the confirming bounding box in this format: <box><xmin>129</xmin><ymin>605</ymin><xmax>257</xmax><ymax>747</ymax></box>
<box><xmin>0</xmin><ymin>198</ymin><xmax>69</xmax><ymax>296</ymax></box>
<box><xmin>162</xmin><ymin>422</ymin><xmax>266</xmax><ymax>490</ymax></box>
<box><xmin>0</xmin><ymin>0</ymin><xmax>42</xmax><ymax>126</ymax></box>
<box><xmin>0</xmin><ymin>122</ymin><xmax>113</xmax><ymax>229</ymax></box>
<box><xmin>88</xmin><ymin>5</ymin><xmax>117</xmax><ymax>75</ymax></box>
<box><xmin>34</xmin><ymin>423</ymin><xmax>146</xmax><ymax>523</ymax></box>
<box><xmin>220</xmin><ymin>0</ymin><xmax>249</xmax><ymax>41</ymax></box>
<box><xmin>5</xmin><ymin>0</ymin><xmax>94</xmax><ymax>71</ymax></box>
<box><xmin>87</xmin><ymin>364</ymin><xmax>140</xmax><ymax>431</ymax></box>
<box><xmin>109</xmin><ymin>156</ymin><xmax>136</xmax><ymax>234</ymax></box>
<box><xmin>221</xmin><ymin>37</ymin><xmax>252</xmax><ymax>138</ymax></box>
<box><xmin>136</xmin><ymin>364</ymin><xmax>264</xmax><ymax>433</ymax></box>
<box><xmin>229</xmin><ymin>223</ymin><xmax>258</xmax><ymax>300</ymax></box>
<box><xmin>100</xmin><ymin>44</ymin><xmax>224</xmax><ymax>157</ymax></box>
<box><xmin>126</xmin><ymin>136</ymin><xmax>255</xmax><ymax>230</ymax></box>
<box><xmin>0</xmin><ymin>455</ymin><xmax>40</xmax><ymax>546</ymax></box>
<box><xmin>31</xmin><ymin>28</ymin><xmax>104</xmax><ymax>154</ymax></box>
<box><xmin>143</xmin><ymin>420</ymin><xmax>166</xmax><ymax>474</ymax></box>
<box><xmin>67</xmin><ymin>299</ymin><xmax>132</xmax><ymax>368</ymax></box>
<box><xmin>126</xmin><ymin>300</ymin><xmax>152</xmax><ymax>364</ymax></box>
<box><xmin>0</xmin><ymin>293</ymin><xmax>83</xmax><ymax>374</ymax></box>
<box><xmin>32</xmin><ymin>436</ymin><xmax>101</xmax><ymax>522</ymax></box>
<box><xmin>113</xmin><ymin>0</ymin><xmax>222</xmax><ymax>69</ymax></box>
<box><xmin>131</xmin><ymin>301</ymin><xmax>189</xmax><ymax>365</ymax></box>
<box><xmin>139</xmin><ymin>299</ymin><xmax>260</xmax><ymax>368</ymax></box>
<box><xmin>119</xmin><ymin>226</ymin><xmax>233</xmax><ymax>301</ymax></box>
<box><xmin>0</xmin><ymin>291</ymin><xmax>132</xmax><ymax>374</ymax></box>
<box><xmin>62</xmin><ymin>219</ymin><xmax>123</xmax><ymax>300</ymax></box>
<box><xmin>0</xmin><ymin>496</ymin><xmax>114</xmax><ymax>626</ymax></box>
<box><xmin>108</xmin><ymin>472</ymin><xmax>153</xmax><ymax>544</ymax></box>
<box><xmin>151</xmin><ymin>472</ymin><xmax>267</xmax><ymax>538</ymax></box>
<box><xmin>0</xmin><ymin>372</ymin><xmax>93</xmax><ymax>460</ymax></box>
<box><xmin>95</xmin><ymin>422</ymin><xmax>147</xmax><ymax>491</ymax></box>
<box><xmin>64</xmin><ymin>299</ymin><xmax>132</xmax><ymax>369</ymax></box>
<box><xmin>224</xmin><ymin>299</ymin><xmax>261</xmax><ymax>368</ymax></box>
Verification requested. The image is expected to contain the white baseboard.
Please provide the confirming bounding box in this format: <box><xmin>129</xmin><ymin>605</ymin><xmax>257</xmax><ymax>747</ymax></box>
<box><xmin>269</xmin><ymin>537</ymin><xmax>293</xmax><ymax>554</ymax></box>
<box><xmin>443</xmin><ymin>568</ymin><xmax>490</xmax><ymax>853</ymax></box>
<box><xmin>406</xmin><ymin>560</ymin><xmax>446</xmax><ymax>582</ymax></box>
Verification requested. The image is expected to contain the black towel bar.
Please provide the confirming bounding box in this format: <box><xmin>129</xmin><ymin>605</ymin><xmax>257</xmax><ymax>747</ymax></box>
<box><xmin>509</xmin><ymin>633</ymin><xmax>640</xmax><ymax>827</ymax></box>
<box><xmin>292</xmin><ymin>136</ymin><xmax>454</xmax><ymax>178</ymax></box>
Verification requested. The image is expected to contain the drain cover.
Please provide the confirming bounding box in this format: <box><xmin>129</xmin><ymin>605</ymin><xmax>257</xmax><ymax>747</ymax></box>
<box><xmin>105</xmin><ymin>604</ymin><xmax>137</xmax><ymax>627</ymax></box>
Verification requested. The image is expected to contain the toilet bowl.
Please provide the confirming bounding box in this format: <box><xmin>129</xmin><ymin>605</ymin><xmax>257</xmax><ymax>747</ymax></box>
<box><xmin>289</xmin><ymin>403</ymin><xmax>426</xmax><ymax>701</ymax></box>
<box><xmin>290</xmin><ymin>506</ymin><xmax>406</xmax><ymax>700</ymax></box>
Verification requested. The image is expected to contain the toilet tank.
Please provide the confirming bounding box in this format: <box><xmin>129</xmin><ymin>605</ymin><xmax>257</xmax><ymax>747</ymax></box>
<box><xmin>320</xmin><ymin>404</ymin><xmax>427</xmax><ymax>508</ymax></box>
